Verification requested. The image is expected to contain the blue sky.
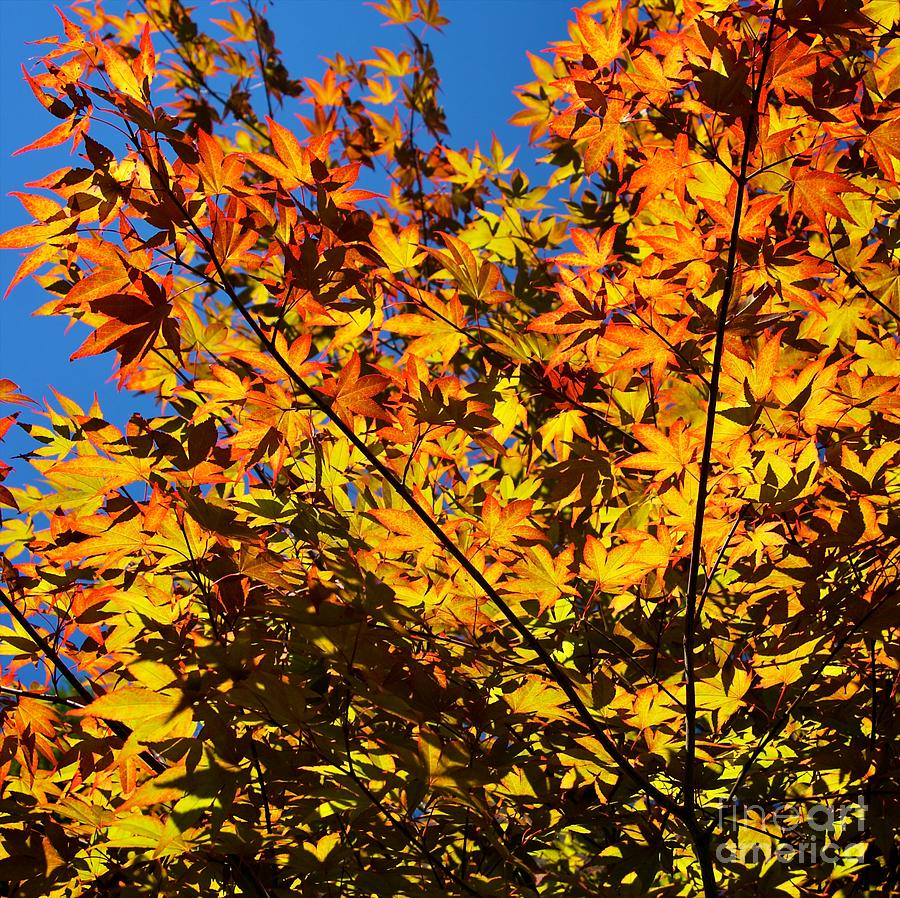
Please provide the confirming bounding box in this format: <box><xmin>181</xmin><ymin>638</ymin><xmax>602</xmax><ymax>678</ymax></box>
<box><xmin>0</xmin><ymin>0</ymin><xmax>571</xmax><ymax>469</ymax></box>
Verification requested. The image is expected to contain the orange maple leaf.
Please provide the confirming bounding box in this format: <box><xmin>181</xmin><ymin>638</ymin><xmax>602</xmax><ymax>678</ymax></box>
<box><xmin>787</xmin><ymin>167</ymin><xmax>861</xmax><ymax>233</ymax></box>
<box><xmin>318</xmin><ymin>352</ymin><xmax>390</xmax><ymax>423</ymax></box>
<box><xmin>555</xmin><ymin>5</ymin><xmax>623</xmax><ymax>68</ymax></box>
<box><xmin>624</xmin><ymin>422</ymin><xmax>699</xmax><ymax>482</ymax></box>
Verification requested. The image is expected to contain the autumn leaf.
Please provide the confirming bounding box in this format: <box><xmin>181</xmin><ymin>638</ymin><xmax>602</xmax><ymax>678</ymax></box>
<box><xmin>266</xmin><ymin>115</ymin><xmax>313</xmax><ymax>185</ymax></box>
<box><xmin>580</xmin><ymin>534</ymin><xmax>663</xmax><ymax>592</ymax></box>
<box><xmin>556</xmin><ymin>5</ymin><xmax>623</xmax><ymax>68</ymax></box>
<box><xmin>13</xmin><ymin>118</ymin><xmax>79</xmax><ymax>156</ymax></box>
<box><xmin>788</xmin><ymin>168</ymin><xmax>861</xmax><ymax>232</ymax></box>
<box><xmin>45</xmin><ymin>453</ymin><xmax>157</xmax><ymax>497</ymax></box>
<box><xmin>382</xmin><ymin>297</ymin><xmax>464</xmax><ymax>365</ymax></box>
<box><xmin>370</xmin><ymin>219</ymin><xmax>425</xmax><ymax>273</ymax></box>
<box><xmin>505</xmin><ymin>678</ymin><xmax>574</xmax><ymax>722</ymax></box>
<box><xmin>476</xmin><ymin>496</ymin><xmax>544</xmax><ymax>548</ymax></box>
<box><xmin>96</xmin><ymin>42</ymin><xmax>145</xmax><ymax>101</ymax></box>
<box><xmin>317</xmin><ymin>351</ymin><xmax>390</xmax><ymax>423</ymax></box>
<box><xmin>68</xmin><ymin>277</ymin><xmax>179</xmax><ymax>379</ymax></box>
<box><xmin>0</xmin><ymin>379</ymin><xmax>34</xmax><ymax>407</ymax></box>
<box><xmin>695</xmin><ymin>668</ymin><xmax>752</xmax><ymax>729</ymax></box>
<box><xmin>71</xmin><ymin>686</ymin><xmax>194</xmax><ymax>742</ymax></box>
<box><xmin>503</xmin><ymin>544</ymin><xmax>576</xmax><ymax>614</ymax></box>
<box><xmin>624</xmin><ymin>422</ymin><xmax>699</xmax><ymax>482</ymax></box>
<box><xmin>428</xmin><ymin>232</ymin><xmax>502</xmax><ymax>303</ymax></box>
<box><xmin>369</xmin><ymin>506</ymin><xmax>438</xmax><ymax>556</ymax></box>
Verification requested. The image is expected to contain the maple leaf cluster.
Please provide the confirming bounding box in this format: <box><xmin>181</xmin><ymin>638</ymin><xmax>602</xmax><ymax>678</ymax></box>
<box><xmin>0</xmin><ymin>0</ymin><xmax>898</xmax><ymax>896</ymax></box>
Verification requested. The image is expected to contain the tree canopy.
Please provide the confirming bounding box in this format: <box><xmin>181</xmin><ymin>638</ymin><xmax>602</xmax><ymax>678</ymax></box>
<box><xmin>0</xmin><ymin>0</ymin><xmax>898</xmax><ymax>896</ymax></box>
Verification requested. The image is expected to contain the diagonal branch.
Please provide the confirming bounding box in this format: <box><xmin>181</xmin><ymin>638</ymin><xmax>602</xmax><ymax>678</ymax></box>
<box><xmin>0</xmin><ymin>585</ymin><xmax>97</xmax><ymax>708</ymax></box>
<box><xmin>824</xmin><ymin>230</ymin><xmax>900</xmax><ymax>326</ymax></box>
<box><xmin>217</xmin><ymin>251</ymin><xmax>682</xmax><ymax>815</ymax></box>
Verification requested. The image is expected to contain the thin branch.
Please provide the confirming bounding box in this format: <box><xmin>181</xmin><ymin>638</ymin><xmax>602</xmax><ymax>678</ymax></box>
<box><xmin>404</xmin><ymin>56</ymin><xmax>431</xmax><ymax>248</ymax></box>
<box><xmin>680</xmin><ymin>6</ymin><xmax>780</xmax><ymax>896</ymax></box>
<box><xmin>0</xmin><ymin>585</ymin><xmax>97</xmax><ymax>707</ymax></box>
<box><xmin>868</xmin><ymin>637</ymin><xmax>877</xmax><ymax>761</ymax></box>
<box><xmin>585</xmin><ymin>621</ymin><xmax>685</xmax><ymax>710</ymax></box>
<box><xmin>1</xmin><ymin>579</ymin><xmax>269</xmax><ymax>896</ymax></box>
<box><xmin>249</xmin><ymin>737</ymin><xmax>274</xmax><ymax>836</ymax></box>
<box><xmin>340</xmin><ymin>695</ymin><xmax>481</xmax><ymax>897</ymax></box>
<box><xmin>695</xmin><ymin>511</ymin><xmax>743</xmax><ymax>623</ymax></box>
<box><xmin>247</xmin><ymin>0</ymin><xmax>274</xmax><ymax>119</ymax></box>
<box><xmin>0</xmin><ymin>683</ymin><xmax>83</xmax><ymax>709</ymax></box>
<box><xmin>0</xmin><ymin>584</ymin><xmax>168</xmax><ymax>774</ymax></box>
<box><xmin>136</xmin><ymin>0</ymin><xmax>270</xmax><ymax>141</ymax></box>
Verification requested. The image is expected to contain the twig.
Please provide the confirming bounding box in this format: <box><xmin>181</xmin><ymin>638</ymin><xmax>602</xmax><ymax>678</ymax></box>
<box><xmin>0</xmin><ymin>585</ymin><xmax>167</xmax><ymax>777</ymax></box>
<box><xmin>249</xmin><ymin>737</ymin><xmax>274</xmax><ymax>835</ymax></box>
<box><xmin>824</xmin><ymin>231</ymin><xmax>900</xmax><ymax>325</ymax></box>
<box><xmin>695</xmin><ymin>511</ymin><xmax>743</xmax><ymax>623</ymax></box>
<box><xmin>339</xmin><ymin>694</ymin><xmax>480</xmax><ymax>896</ymax></box>
<box><xmin>0</xmin><ymin>683</ymin><xmax>83</xmax><ymax>709</ymax></box>
<box><xmin>136</xmin><ymin>0</ymin><xmax>270</xmax><ymax>141</ymax></box>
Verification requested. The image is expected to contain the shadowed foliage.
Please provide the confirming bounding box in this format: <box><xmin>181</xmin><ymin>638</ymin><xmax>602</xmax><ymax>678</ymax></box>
<box><xmin>0</xmin><ymin>1</ymin><xmax>898</xmax><ymax>896</ymax></box>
